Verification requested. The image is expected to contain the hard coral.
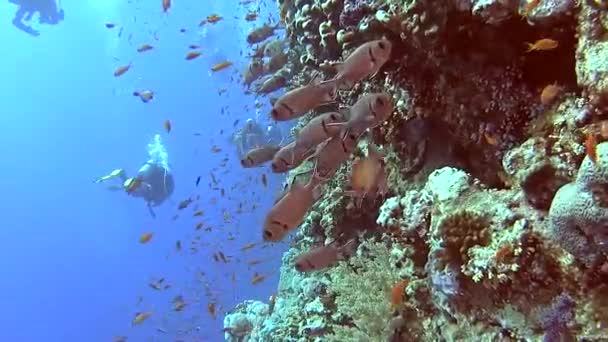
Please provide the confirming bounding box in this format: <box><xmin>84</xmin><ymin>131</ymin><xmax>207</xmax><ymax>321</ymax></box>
<box><xmin>548</xmin><ymin>141</ymin><xmax>608</xmax><ymax>268</ymax></box>
<box><xmin>339</xmin><ymin>0</ymin><xmax>375</xmax><ymax>29</ymax></box>
<box><xmin>438</xmin><ymin>210</ymin><xmax>492</xmax><ymax>267</ymax></box>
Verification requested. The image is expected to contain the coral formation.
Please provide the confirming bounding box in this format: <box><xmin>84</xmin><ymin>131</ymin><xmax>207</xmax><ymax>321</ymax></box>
<box><xmin>226</xmin><ymin>0</ymin><xmax>608</xmax><ymax>340</ymax></box>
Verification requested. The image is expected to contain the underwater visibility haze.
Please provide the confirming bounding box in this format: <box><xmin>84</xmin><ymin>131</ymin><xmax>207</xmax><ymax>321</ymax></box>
<box><xmin>1</xmin><ymin>0</ymin><xmax>608</xmax><ymax>341</ymax></box>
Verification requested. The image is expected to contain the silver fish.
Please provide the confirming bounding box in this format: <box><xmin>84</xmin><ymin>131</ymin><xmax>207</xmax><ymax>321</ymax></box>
<box><xmin>262</xmin><ymin>177</ymin><xmax>323</xmax><ymax>242</ymax></box>
<box><xmin>241</xmin><ymin>145</ymin><xmax>280</xmax><ymax>168</ymax></box>
<box><xmin>271</xmin><ymin>142</ymin><xmax>314</xmax><ymax>173</ymax></box>
<box><xmin>312</xmin><ymin>128</ymin><xmax>360</xmax><ymax>180</ymax></box>
<box><xmin>294</xmin><ymin>239</ymin><xmax>357</xmax><ymax>272</ymax></box>
<box><xmin>332</xmin><ymin>38</ymin><xmax>392</xmax><ymax>90</ymax></box>
<box><xmin>270</xmin><ymin>72</ymin><xmax>337</xmax><ymax>121</ymax></box>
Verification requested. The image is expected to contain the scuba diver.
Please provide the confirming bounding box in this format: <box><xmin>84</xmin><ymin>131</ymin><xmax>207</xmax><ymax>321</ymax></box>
<box><xmin>232</xmin><ymin>118</ymin><xmax>270</xmax><ymax>158</ymax></box>
<box><xmin>231</xmin><ymin>118</ymin><xmax>285</xmax><ymax>158</ymax></box>
<box><xmin>95</xmin><ymin>134</ymin><xmax>174</xmax><ymax>218</ymax></box>
<box><xmin>9</xmin><ymin>0</ymin><xmax>64</xmax><ymax>37</ymax></box>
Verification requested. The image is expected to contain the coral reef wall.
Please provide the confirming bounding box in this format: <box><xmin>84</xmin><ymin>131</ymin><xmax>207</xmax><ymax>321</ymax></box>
<box><xmin>225</xmin><ymin>0</ymin><xmax>608</xmax><ymax>341</ymax></box>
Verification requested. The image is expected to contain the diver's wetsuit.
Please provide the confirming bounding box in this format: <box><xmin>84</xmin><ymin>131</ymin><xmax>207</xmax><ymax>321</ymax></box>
<box><xmin>10</xmin><ymin>0</ymin><xmax>64</xmax><ymax>36</ymax></box>
<box><xmin>130</xmin><ymin>162</ymin><xmax>175</xmax><ymax>217</ymax></box>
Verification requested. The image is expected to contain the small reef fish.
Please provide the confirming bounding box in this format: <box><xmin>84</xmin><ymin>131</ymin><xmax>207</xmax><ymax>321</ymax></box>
<box><xmin>164</xmin><ymin>120</ymin><xmax>171</xmax><ymax>133</ymax></box>
<box><xmin>149</xmin><ymin>278</ymin><xmax>165</xmax><ymax>290</ymax></box>
<box><xmin>211</xmin><ymin>61</ymin><xmax>233</xmax><ymax>72</ymax></box>
<box><xmin>344</xmin><ymin>143</ymin><xmax>388</xmax><ymax>206</ymax></box>
<box><xmin>250</xmin><ymin>272</ymin><xmax>267</xmax><ymax>284</ymax></box>
<box><xmin>208</xmin><ymin>302</ymin><xmax>217</xmax><ymax>319</ymax></box>
<box><xmin>521</xmin><ymin>0</ymin><xmax>541</xmax><ymax>18</ymax></box>
<box><xmin>241</xmin><ymin>145</ymin><xmax>280</xmax><ymax>168</ymax></box>
<box><xmin>391</xmin><ymin>279</ymin><xmax>409</xmax><ymax>310</ymax></box>
<box><xmin>586</xmin><ymin>132</ymin><xmax>598</xmax><ymax>164</ymax></box>
<box><xmin>186</xmin><ymin>51</ymin><xmax>202</xmax><ymax>60</ymax></box>
<box><xmin>175</xmin><ymin>240</ymin><xmax>182</xmax><ymax>251</ymax></box>
<box><xmin>245</xmin><ymin>11</ymin><xmax>258</xmax><ymax>21</ymax></box>
<box><xmin>178</xmin><ymin>198</ymin><xmax>193</xmax><ymax>209</ymax></box>
<box><xmin>330</xmin><ymin>38</ymin><xmax>393</xmax><ymax>90</ymax></box>
<box><xmin>113</xmin><ymin>336</ymin><xmax>127</xmax><ymax>342</ymax></box>
<box><xmin>270</xmin><ymin>72</ymin><xmax>337</xmax><ymax>121</ymax></box>
<box><xmin>132</xmin><ymin>311</ymin><xmax>151</xmax><ymax>326</ymax></box>
<box><xmin>114</xmin><ymin>64</ymin><xmax>131</xmax><ymax>77</ymax></box>
<box><xmin>203</xmin><ymin>14</ymin><xmax>223</xmax><ymax>24</ymax></box>
<box><xmin>242</xmin><ymin>59</ymin><xmax>265</xmax><ymax>88</ymax></box>
<box><xmin>105</xmin><ymin>23</ymin><xmax>115</xmax><ymax>28</ymax></box>
<box><xmin>172</xmin><ymin>295</ymin><xmax>187</xmax><ymax>311</ymax></box>
<box><xmin>139</xmin><ymin>232</ymin><xmax>154</xmax><ymax>244</ymax></box>
<box><xmin>241</xmin><ymin>242</ymin><xmax>258</xmax><ymax>251</ymax></box>
<box><xmin>189</xmin><ymin>44</ymin><xmax>201</xmax><ymax>49</ymax></box>
<box><xmin>193</xmin><ymin>210</ymin><xmax>204</xmax><ymax>217</ymax></box>
<box><xmin>256</xmin><ymin>74</ymin><xmax>287</xmax><ymax>94</ymax></box>
<box><xmin>262</xmin><ymin>177</ymin><xmax>323</xmax><ymax>242</ymax></box>
<box><xmin>264</xmin><ymin>51</ymin><xmax>288</xmax><ymax>74</ymax></box>
<box><xmin>162</xmin><ymin>0</ymin><xmax>170</xmax><ymax>12</ymax></box>
<box><xmin>137</xmin><ymin>44</ymin><xmax>153</xmax><ymax>52</ymax></box>
<box><xmin>526</xmin><ymin>38</ymin><xmax>558</xmax><ymax>52</ymax></box>
<box><xmin>247</xmin><ymin>24</ymin><xmax>279</xmax><ymax>44</ymax></box>
<box><xmin>294</xmin><ymin>239</ymin><xmax>356</xmax><ymax>272</ymax></box>
<box><xmin>133</xmin><ymin>90</ymin><xmax>154</xmax><ymax>103</ymax></box>
<box><xmin>540</xmin><ymin>83</ymin><xmax>562</xmax><ymax>106</ymax></box>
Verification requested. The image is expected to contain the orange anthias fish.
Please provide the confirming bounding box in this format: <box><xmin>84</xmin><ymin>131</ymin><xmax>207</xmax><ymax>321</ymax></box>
<box><xmin>251</xmin><ymin>272</ymin><xmax>267</xmax><ymax>285</ymax></box>
<box><xmin>586</xmin><ymin>132</ymin><xmax>598</xmax><ymax>164</ymax></box>
<box><xmin>521</xmin><ymin>0</ymin><xmax>541</xmax><ymax>18</ymax></box>
<box><xmin>526</xmin><ymin>38</ymin><xmax>558</xmax><ymax>52</ymax></box>
<box><xmin>162</xmin><ymin>0</ymin><xmax>171</xmax><ymax>12</ymax></box>
<box><xmin>140</xmin><ymin>232</ymin><xmax>154</xmax><ymax>244</ymax></box>
<box><xmin>206</xmin><ymin>14</ymin><xmax>223</xmax><ymax>24</ymax></box>
<box><xmin>186</xmin><ymin>51</ymin><xmax>202</xmax><ymax>60</ymax></box>
<box><xmin>211</xmin><ymin>61</ymin><xmax>233</xmax><ymax>72</ymax></box>
<box><xmin>137</xmin><ymin>44</ymin><xmax>153</xmax><ymax>53</ymax></box>
<box><xmin>164</xmin><ymin>119</ymin><xmax>172</xmax><ymax>133</ymax></box>
<box><xmin>132</xmin><ymin>311</ymin><xmax>151</xmax><ymax>326</ymax></box>
<box><xmin>540</xmin><ymin>83</ymin><xmax>562</xmax><ymax>106</ymax></box>
<box><xmin>207</xmin><ymin>302</ymin><xmax>217</xmax><ymax>319</ymax></box>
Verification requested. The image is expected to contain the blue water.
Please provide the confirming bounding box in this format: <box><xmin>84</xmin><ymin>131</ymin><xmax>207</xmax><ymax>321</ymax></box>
<box><xmin>0</xmin><ymin>0</ymin><xmax>287</xmax><ymax>340</ymax></box>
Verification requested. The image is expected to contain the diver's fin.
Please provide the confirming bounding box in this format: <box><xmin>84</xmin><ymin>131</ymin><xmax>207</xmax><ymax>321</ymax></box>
<box><xmin>147</xmin><ymin>203</ymin><xmax>157</xmax><ymax>218</ymax></box>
